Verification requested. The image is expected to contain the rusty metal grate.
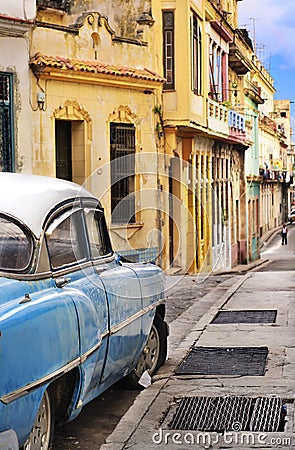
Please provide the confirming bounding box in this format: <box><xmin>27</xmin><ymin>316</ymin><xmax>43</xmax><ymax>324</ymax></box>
<box><xmin>211</xmin><ymin>310</ymin><xmax>277</xmax><ymax>324</ymax></box>
<box><xmin>175</xmin><ymin>347</ymin><xmax>268</xmax><ymax>376</ymax></box>
<box><xmin>168</xmin><ymin>396</ymin><xmax>286</xmax><ymax>432</ymax></box>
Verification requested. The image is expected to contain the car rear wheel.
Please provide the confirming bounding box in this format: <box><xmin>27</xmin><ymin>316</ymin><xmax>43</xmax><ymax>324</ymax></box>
<box><xmin>23</xmin><ymin>389</ymin><xmax>54</xmax><ymax>450</ymax></box>
<box><xmin>128</xmin><ymin>312</ymin><xmax>167</xmax><ymax>388</ymax></box>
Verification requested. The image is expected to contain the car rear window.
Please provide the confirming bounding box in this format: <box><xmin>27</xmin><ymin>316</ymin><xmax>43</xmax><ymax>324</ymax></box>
<box><xmin>0</xmin><ymin>215</ymin><xmax>33</xmax><ymax>271</ymax></box>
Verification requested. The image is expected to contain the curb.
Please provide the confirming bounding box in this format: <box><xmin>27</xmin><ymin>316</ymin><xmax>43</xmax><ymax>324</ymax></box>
<box><xmin>214</xmin><ymin>256</ymin><xmax>269</xmax><ymax>275</ymax></box>
<box><xmin>260</xmin><ymin>226</ymin><xmax>281</xmax><ymax>249</ymax></box>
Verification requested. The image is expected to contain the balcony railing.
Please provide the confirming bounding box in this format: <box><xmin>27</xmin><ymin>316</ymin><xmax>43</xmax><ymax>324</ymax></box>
<box><xmin>259</xmin><ymin>114</ymin><xmax>276</xmax><ymax>129</ymax></box>
<box><xmin>229</xmin><ymin>42</ymin><xmax>251</xmax><ymax>75</ymax></box>
<box><xmin>244</xmin><ymin>80</ymin><xmax>264</xmax><ymax>105</ymax></box>
<box><xmin>207</xmin><ymin>99</ymin><xmax>228</xmax><ymax>135</ymax></box>
<box><xmin>228</xmin><ymin>110</ymin><xmax>245</xmax><ymax>131</ymax></box>
<box><xmin>37</xmin><ymin>0</ymin><xmax>70</xmax><ymax>12</ymax></box>
<box><xmin>228</xmin><ymin>109</ymin><xmax>246</xmax><ymax>142</ymax></box>
<box><xmin>259</xmin><ymin>167</ymin><xmax>287</xmax><ymax>182</ymax></box>
<box><xmin>207</xmin><ymin>100</ymin><xmax>246</xmax><ymax>142</ymax></box>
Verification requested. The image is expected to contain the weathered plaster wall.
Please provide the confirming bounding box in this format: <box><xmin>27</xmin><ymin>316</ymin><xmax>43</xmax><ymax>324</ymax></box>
<box><xmin>0</xmin><ymin>38</ymin><xmax>33</xmax><ymax>171</ymax></box>
<box><xmin>63</xmin><ymin>0</ymin><xmax>152</xmax><ymax>39</ymax></box>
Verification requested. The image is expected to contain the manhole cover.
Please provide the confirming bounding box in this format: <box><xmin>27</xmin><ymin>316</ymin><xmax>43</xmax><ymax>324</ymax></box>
<box><xmin>211</xmin><ymin>310</ymin><xmax>277</xmax><ymax>324</ymax></box>
<box><xmin>168</xmin><ymin>396</ymin><xmax>286</xmax><ymax>432</ymax></box>
<box><xmin>175</xmin><ymin>347</ymin><xmax>268</xmax><ymax>376</ymax></box>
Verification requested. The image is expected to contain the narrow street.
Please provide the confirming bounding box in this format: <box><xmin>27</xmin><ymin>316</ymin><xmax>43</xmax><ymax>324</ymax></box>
<box><xmin>260</xmin><ymin>223</ymin><xmax>295</xmax><ymax>271</ymax></box>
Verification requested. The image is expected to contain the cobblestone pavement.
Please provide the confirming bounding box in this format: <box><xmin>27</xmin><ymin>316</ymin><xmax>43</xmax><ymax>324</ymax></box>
<box><xmin>164</xmin><ymin>273</ymin><xmax>237</xmax><ymax>324</ymax></box>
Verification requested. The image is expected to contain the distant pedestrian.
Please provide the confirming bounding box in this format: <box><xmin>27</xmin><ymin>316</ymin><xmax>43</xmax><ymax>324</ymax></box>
<box><xmin>281</xmin><ymin>224</ymin><xmax>288</xmax><ymax>245</ymax></box>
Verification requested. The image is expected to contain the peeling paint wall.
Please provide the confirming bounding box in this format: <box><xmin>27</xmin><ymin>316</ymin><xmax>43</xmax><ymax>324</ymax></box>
<box><xmin>0</xmin><ymin>0</ymin><xmax>35</xmax><ymax>172</ymax></box>
<box><xmin>70</xmin><ymin>0</ymin><xmax>151</xmax><ymax>38</ymax></box>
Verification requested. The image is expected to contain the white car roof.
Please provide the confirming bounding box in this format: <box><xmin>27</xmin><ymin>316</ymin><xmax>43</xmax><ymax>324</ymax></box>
<box><xmin>0</xmin><ymin>173</ymin><xmax>97</xmax><ymax>237</ymax></box>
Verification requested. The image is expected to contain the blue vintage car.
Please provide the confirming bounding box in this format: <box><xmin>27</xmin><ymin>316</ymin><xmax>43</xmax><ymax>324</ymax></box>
<box><xmin>0</xmin><ymin>173</ymin><xmax>167</xmax><ymax>450</ymax></box>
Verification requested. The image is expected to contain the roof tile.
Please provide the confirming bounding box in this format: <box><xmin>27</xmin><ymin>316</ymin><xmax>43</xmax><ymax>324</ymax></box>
<box><xmin>30</xmin><ymin>53</ymin><xmax>165</xmax><ymax>83</ymax></box>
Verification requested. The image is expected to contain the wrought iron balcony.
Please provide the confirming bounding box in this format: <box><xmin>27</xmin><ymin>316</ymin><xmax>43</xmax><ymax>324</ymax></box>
<box><xmin>259</xmin><ymin>114</ymin><xmax>278</xmax><ymax>134</ymax></box>
<box><xmin>37</xmin><ymin>0</ymin><xmax>71</xmax><ymax>13</ymax></box>
<box><xmin>244</xmin><ymin>80</ymin><xmax>264</xmax><ymax>105</ymax></box>
<box><xmin>229</xmin><ymin>29</ymin><xmax>252</xmax><ymax>75</ymax></box>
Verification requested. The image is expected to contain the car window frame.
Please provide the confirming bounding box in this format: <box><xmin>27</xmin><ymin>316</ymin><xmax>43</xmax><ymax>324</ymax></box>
<box><xmin>0</xmin><ymin>213</ymin><xmax>35</xmax><ymax>273</ymax></box>
<box><xmin>45</xmin><ymin>206</ymin><xmax>89</xmax><ymax>271</ymax></box>
<box><xmin>83</xmin><ymin>206</ymin><xmax>113</xmax><ymax>261</ymax></box>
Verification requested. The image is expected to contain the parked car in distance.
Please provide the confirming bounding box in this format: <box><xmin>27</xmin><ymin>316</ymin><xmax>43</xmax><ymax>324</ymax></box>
<box><xmin>0</xmin><ymin>173</ymin><xmax>168</xmax><ymax>450</ymax></box>
<box><xmin>288</xmin><ymin>208</ymin><xmax>295</xmax><ymax>223</ymax></box>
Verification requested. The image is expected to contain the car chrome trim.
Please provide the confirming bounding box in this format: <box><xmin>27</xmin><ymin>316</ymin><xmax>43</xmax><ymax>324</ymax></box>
<box><xmin>2</xmin><ymin>298</ymin><xmax>163</xmax><ymax>404</ymax></box>
<box><xmin>0</xmin><ymin>270</ymin><xmax>53</xmax><ymax>281</ymax></box>
<box><xmin>0</xmin><ymin>358</ymin><xmax>80</xmax><ymax>404</ymax></box>
<box><xmin>92</xmin><ymin>253</ymin><xmax>116</xmax><ymax>265</ymax></box>
<box><xmin>0</xmin><ymin>253</ymin><xmax>115</xmax><ymax>281</ymax></box>
<box><xmin>1</xmin><ymin>298</ymin><xmax>163</xmax><ymax>404</ymax></box>
<box><xmin>0</xmin><ymin>335</ymin><xmax>105</xmax><ymax>405</ymax></box>
<box><xmin>51</xmin><ymin>260</ymin><xmax>95</xmax><ymax>277</ymax></box>
<box><xmin>0</xmin><ymin>258</ymin><xmax>95</xmax><ymax>281</ymax></box>
<box><xmin>110</xmin><ymin>298</ymin><xmax>164</xmax><ymax>335</ymax></box>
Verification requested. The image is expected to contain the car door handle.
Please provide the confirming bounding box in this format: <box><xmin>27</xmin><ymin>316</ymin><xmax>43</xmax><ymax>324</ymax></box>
<box><xmin>95</xmin><ymin>266</ymin><xmax>107</xmax><ymax>274</ymax></box>
<box><xmin>55</xmin><ymin>277</ymin><xmax>71</xmax><ymax>288</ymax></box>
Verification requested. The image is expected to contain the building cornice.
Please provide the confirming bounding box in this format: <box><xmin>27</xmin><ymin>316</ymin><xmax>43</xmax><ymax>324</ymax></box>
<box><xmin>0</xmin><ymin>14</ymin><xmax>34</xmax><ymax>36</ymax></box>
<box><xmin>30</xmin><ymin>53</ymin><xmax>164</xmax><ymax>90</ymax></box>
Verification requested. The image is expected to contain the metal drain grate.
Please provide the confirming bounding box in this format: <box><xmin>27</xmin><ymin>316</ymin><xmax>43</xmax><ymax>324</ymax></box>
<box><xmin>168</xmin><ymin>396</ymin><xmax>285</xmax><ymax>432</ymax></box>
<box><xmin>175</xmin><ymin>347</ymin><xmax>268</xmax><ymax>376</ymax></box>
<box><xmin>211</xmin><ymin>310</ymin><xmax>277</xmax><ymax>324</ymax></box>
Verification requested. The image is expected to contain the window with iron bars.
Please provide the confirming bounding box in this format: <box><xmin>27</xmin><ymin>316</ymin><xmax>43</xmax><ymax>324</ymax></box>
<box><xmin>0</xmin><ymin>73</ymin><xmax>14</xmax><ymax>172</ymax></box>
<box><xmin>110</xmin><ymin>123</ymin><xmax>136</xmax><ymax>224</ymax></box>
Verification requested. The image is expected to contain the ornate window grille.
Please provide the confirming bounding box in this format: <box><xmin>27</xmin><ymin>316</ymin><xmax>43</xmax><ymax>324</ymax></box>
<box><xmin>110</xmin><ymin>123</ymin><xmax>136</xmax><ymax>224</ymax></box>
<box><xmin>0</xmin><ymin>73</ymin><xmax>13</xmax><ymax>172</ymax></box>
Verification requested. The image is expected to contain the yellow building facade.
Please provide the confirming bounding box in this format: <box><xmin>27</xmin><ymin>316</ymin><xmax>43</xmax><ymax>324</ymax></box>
<box><xmin>152</xmin><ymin>0</ymin><xmax>250</xmax><ymax>273</ymax></box>
<box><xmin>29</xmin><ymin>2</ymin><xmax>169</xmax><ymax>267</ymax></box>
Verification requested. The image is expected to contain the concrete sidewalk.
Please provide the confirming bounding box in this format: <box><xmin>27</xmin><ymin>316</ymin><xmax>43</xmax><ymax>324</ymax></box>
<box><xmin>101</xmin><ymin>269</ymin><xmax>295</xmax><ymax>449</ymax></box>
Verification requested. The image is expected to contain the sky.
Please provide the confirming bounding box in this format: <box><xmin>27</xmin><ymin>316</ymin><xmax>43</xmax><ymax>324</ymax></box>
<box><xmin>238</xmin><ymin>0</ymin><xmax>295</xmax><ymax>133</ymax></box>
